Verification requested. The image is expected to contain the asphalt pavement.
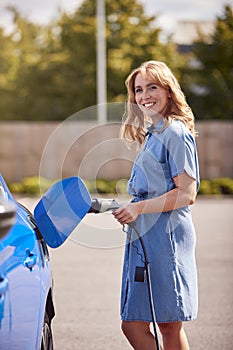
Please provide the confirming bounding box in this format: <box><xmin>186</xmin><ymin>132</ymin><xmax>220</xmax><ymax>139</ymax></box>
<box><xmin>20</xmin><ymin>196</ymin><xmax>233</xmax><ymax>350</ymax></box>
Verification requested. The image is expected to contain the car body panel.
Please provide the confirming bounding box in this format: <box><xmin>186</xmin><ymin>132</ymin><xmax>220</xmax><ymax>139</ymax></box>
<box><xmin>0</xmin><ymin>174</ymin><xmax>54</xmax><ymax>350</ymax></box>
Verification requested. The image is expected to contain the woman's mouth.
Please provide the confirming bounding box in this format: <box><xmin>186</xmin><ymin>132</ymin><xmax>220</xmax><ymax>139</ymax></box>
<box><xmin>143</xmin><ymin>102</ymin><xmax>155</xmax><ymax>107</ymax></box>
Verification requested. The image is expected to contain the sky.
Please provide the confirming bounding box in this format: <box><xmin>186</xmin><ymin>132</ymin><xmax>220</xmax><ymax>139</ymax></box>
<box><xmin>0</xmin><ymin>0</ymin><xmax>232</xmax><ymax>35</ymax></box>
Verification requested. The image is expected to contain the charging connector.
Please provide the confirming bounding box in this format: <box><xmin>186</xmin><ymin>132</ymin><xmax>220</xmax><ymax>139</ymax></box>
<box><xmin>88</xmin><ymin>198</ymin><xmax>120</xmax><ymax>213</ymax></box>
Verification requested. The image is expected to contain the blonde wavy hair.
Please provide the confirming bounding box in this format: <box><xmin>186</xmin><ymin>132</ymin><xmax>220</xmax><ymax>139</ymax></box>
<box><xmin>121</xmin><ymin>60</ymin><xmax>196</xmax><ymax>144</ymax></box>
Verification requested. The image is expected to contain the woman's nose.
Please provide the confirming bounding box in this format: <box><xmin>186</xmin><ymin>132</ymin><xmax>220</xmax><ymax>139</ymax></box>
<box><xmin>142</xmin><ymin>89</ymin><xmax>151</xmax><ymax>99</ymax></box>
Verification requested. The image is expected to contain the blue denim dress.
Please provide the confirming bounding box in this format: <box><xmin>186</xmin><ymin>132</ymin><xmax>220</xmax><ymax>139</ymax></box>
<box><xmin>121</xmin><ymin>119</ymin><xmax>200</xmax><ymax>323</ymax></box>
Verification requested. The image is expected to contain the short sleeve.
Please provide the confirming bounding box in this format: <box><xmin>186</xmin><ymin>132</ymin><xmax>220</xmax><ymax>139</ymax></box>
<box><xmin>167</xmin><ymin>126</ymin><xmax>200</xmax><ymax>192</ymax></box>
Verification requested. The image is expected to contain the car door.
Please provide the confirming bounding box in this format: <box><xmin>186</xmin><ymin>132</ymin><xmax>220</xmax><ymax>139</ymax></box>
<box><xmin>0</xmin><ymin>197</ymin><xmax>41</xmax><ymax>349</ymax></box>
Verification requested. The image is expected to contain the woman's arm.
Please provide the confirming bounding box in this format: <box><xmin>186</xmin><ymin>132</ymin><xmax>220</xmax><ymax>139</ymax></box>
<box><xmin>113</xmin><ymin>172</ymin><xmax>197</xmax><ymax>225</ymax></box>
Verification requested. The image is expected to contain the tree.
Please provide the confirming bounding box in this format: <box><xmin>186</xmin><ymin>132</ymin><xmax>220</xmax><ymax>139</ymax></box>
<box><xmin>0</xmin><ymin>8</ymin><xmax>55</xmax><ymax>120</ymax></box>
<box><xmin>181</xmin><ymin>4</ymin><xmax>233</xmax><ymax>120</ymax></box>
<box><xmin>0</xmin><ymin>27</ymin><xmax>16</xmax><ymax>119</ymax></box>
<box><xmin>0</xmin><ymin>0</ymin><xmax>186</xmax><ymax>121</ymax></box>
<box><xmin>44</xmin><ymin>0</ymin><xmax>185</xmax><ymax>119</ymax></box>
<box><xmin>105</xmin><ymin>0</ymin><xmax>185</xmax><ymax>103</ymax></box>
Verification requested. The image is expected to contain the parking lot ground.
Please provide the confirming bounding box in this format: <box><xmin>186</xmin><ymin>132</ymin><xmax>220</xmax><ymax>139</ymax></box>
<box><xmin>19</xmin><ymin>196</ymin><xmax>233</xmax><ymax>349</ymax></box>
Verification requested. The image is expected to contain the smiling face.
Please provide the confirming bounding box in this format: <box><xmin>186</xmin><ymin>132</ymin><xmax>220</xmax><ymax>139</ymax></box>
<box><xmin>134</xmin><ymin>72</ymin><xmax>170</xmax><ymax>120</ymax></box>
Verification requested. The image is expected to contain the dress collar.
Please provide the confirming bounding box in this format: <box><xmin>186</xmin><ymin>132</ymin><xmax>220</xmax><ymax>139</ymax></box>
<box><xmin>146</xmin><ymin>119</ymin><xmax>164</xmax><ymax>135</ymax></box>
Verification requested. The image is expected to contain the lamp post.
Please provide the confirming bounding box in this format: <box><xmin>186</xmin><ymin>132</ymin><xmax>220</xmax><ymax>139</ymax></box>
<box><xmin>96</xmin><ymin>0</ymin><xmax>107</xmax><ymax>123</ymax></box>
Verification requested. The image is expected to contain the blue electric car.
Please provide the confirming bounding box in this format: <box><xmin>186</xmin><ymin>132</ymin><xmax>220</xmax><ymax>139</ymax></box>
<box><xmin>0</xmin><ymin>173</ymin><xmax>55</xmax><ymax>350</ymax></box>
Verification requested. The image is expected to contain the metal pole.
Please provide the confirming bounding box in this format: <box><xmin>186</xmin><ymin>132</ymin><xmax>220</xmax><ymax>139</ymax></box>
<box><xmin>96</xmin><ymin>0</ymin><xmax>107</xmax><ymax>123</ymax></box>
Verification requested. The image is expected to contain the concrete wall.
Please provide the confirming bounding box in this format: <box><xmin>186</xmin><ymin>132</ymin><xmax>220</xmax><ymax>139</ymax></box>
<box><xmin>0</xmin><ymin>120</ymin><xmax>232</xmax><ymax>183</ymax></box>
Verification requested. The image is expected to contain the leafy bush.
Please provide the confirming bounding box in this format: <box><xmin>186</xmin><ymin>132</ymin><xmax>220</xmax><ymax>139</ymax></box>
<box><xmin>211</xmin><ymin>178</ymin><xmax>233</xmax><ymax>195</ymax></box>
<box><xmin>8</xmin><ymin>176</ymin><xmax>233</xmax><ymax>195</ymax></box>
<box><xmin>198</xmin><ymin>177</ymin><xmax>233</xmax><ymax>195</ymax></box>
<box><xmin>198</xmin><ymin>179</ymin><xmax>220</xmax><ymax>195</ymax></box>
<box><xmin>9</xmin><ymin>176</ymin><xmax>54</xmax><ymax>195</ymax></box>
<box><xmin>84</xmin><ymin>179</ymin><xmax>126</xmax><ymax>194</ymax></box>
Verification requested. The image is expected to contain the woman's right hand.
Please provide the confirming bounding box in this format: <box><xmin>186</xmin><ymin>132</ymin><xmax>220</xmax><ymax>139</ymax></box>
<box><xmin>112</xmin><ymin>202</ymin><xmax>143</xmax><ymax>225</ymax></box>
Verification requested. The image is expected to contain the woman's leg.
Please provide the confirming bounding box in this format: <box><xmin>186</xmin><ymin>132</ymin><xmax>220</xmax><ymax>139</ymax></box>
<box><xmin>121</xmin><ymin>321</ymin><xmax>157</xmax><ymax>350</ymax></box>
<box><xmin>158</xmin><ymin>321</ymin><xmax>189</xmax><ymax>350</ymax></box>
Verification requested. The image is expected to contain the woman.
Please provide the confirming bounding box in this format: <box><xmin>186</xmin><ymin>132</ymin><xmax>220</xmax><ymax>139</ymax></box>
<box><xmin>113</xmin><ymin>61</ymin><xmax>199</xmax><ymax>350</ymax></box>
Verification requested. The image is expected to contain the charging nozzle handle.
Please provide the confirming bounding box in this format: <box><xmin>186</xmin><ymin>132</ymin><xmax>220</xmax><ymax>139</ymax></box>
<box><xmin>88</xmin><ymin>198</ymin><xmax>120</xmax><ymax>214</ymax></box>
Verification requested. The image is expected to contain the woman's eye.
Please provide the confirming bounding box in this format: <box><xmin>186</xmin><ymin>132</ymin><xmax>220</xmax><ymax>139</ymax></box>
<box><xmin>135</xmin><ymin>88</ymin><xmax>142</xmax><ymax>93</ymax></box>
<box><xmin>150</xmin><ymin>85</ymin><xmax>157</xmax><ymax>90</ymax></box>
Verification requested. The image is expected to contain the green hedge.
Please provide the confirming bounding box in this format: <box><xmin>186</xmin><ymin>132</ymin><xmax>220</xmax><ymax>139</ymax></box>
<box><xmin>198</xmin><ymin>177</ymin><xmax>233</xmax><ymax>195</ymax></box>
<box><xmin>84</xmin><ymin>178</ymin><xmax>128</xmax><ymax>195</ymax></box>
<box><xmin>8</xmin><ymin>176</ymin><xmax>233</xmax><ymax>196</ymax></box>
<box><xmin>8</xmin><ymin>177</ymin><xmax>128</xmax><ymax>195</ymax></box>
<box><xmin>8</xmin><ymin>176</ymin><xmax>54</xmax><ymax>195</ymax></box>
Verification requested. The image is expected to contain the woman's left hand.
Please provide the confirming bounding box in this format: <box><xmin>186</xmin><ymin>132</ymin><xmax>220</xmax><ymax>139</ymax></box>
<box><xmin>112</xmin><ymin>202</ymin><xmax>142</xmax><ymax>225</ymax></box>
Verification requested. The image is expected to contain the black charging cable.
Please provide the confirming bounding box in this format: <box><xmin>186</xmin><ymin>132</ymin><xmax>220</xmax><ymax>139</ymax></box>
<box><xmin>129</xmin><ymin>221</ymin><xmax>160</xmax><ymax>350</ymax></box>
<box><xmin>88</xmin><ymin>198</ymin><xmax>160</xmax><ymax>349</ymax></box>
